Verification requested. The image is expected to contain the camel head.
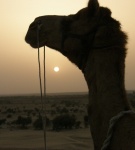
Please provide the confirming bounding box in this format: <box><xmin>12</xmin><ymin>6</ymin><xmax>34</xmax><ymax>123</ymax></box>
<box><xmin>25</xmin><ymin>0</ymin><xmax>127</xmax><ymax>71</ymax></box>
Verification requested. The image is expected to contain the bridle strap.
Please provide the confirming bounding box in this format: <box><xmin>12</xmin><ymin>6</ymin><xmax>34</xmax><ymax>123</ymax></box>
<box><xmin>37</xmin><ymin>24</ymin><xmax>47</xmax><ymax>150</ymax></box>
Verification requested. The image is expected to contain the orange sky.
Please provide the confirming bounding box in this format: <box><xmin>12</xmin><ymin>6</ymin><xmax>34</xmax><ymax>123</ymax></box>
<box><xmin>0</xmin><ymin>0</ymin><xmax>135</xmax><ymax>95</ymax></box>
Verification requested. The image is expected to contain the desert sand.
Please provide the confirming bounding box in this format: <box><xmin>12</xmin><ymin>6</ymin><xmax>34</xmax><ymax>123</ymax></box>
<box><xmin>0</xmin><ymin>128</ymin><xmax>94</xmax><ymax>150</ymax></box>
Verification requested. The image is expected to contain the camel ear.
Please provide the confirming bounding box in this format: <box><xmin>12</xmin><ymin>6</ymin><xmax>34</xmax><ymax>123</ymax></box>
<box><xmin>88</xmin><ymin>0</ymin><xmax>99</xmax><ymax>16</ymax></box>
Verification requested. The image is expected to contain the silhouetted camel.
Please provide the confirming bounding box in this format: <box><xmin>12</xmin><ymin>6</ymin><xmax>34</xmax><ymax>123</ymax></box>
<box><xmin>25</xmin><ymin>0</ymin><xmax>135</xmax><ymax>149</ymax></box>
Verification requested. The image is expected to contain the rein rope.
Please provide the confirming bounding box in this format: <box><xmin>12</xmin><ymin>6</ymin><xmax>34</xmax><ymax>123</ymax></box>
<box><xmin>37</xmin><ymin>24</ymin><xmax>47</xmax><ymax>150</ymax></box>
<box><xmin>101</xmin><ymin>110</ymin><xmax>135</xmax><ymax>150</ymax></box>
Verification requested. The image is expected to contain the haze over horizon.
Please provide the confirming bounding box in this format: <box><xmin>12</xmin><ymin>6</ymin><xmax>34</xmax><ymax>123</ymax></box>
<box><xmin>0</xmin><ymin>0</ymin><xmax>135</xmax><ymax>95</ymax></box>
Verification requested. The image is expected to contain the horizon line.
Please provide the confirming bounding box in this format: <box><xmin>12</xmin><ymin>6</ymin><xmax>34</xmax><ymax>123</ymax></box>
<box><xmin>0</xmin><ymin>90</ymin><xmax>135</xmax><ymax>97</ymax></box>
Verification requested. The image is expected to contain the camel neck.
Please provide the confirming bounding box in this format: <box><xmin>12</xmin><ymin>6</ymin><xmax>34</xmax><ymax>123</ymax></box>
<box><xmin>84</xmin><ymin>49</ymin><xmax>131</xmax><ymax>150</ymax></box>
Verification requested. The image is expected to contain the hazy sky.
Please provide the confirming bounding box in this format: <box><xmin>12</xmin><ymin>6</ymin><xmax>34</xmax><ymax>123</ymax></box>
<box><xmin>0</xmin><ymin>0</ymin><xmax>135</xmax><ymax>95</ymax></box>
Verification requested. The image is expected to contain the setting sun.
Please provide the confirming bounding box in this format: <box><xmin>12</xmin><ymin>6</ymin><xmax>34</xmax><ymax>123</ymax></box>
<box><xmin>54</xmin><ymin>67</ymin><xmax>60</xmax><ymax>72</ymax></box>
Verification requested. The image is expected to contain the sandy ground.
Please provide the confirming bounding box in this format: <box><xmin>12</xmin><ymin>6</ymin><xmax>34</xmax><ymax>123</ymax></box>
<box><xmin>0</xmin><ymin>128</ymin><xmax>94</xmax><ymax>150</ymax></box>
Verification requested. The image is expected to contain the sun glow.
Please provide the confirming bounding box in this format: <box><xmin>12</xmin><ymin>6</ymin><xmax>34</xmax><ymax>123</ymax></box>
<box><xmin>54</xmin><ymin>66</ymin><xmax>60</xmax><ymax>72</ymax></box>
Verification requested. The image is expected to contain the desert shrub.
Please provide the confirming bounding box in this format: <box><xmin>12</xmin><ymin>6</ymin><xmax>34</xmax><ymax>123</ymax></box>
<box><xmin>64</xmin><ymin>101</ymin><xmax>73</xmax><ymax>107</ymax></box>
<box><xmin>56</xmin><ymin>106</ymin><xmax>61</xmax><ymax>113</ymax></box>
<box><xmin>75</xmin><ymin>121</ymin><xmax>81</xmax><ymax>129</ymax></box>
<box><xmin>73</xmin><ymin>108</ymin><xmax>79</xmax><ymax>113</ymax></box>
<box><xmin>7</xmin><ymin>114</ymin><xmax>12</xmax><ymax>118</ymax></box>
<box><xmin>6</xmin><ymin>108</ymin><xmax>15</xmax><ymax>113</ymax></box>
<box><xmin>52</xmin><ymin>114</ymin><xmax>76</xmax><ymax>131</ymax></box>
<box><xmin>34</xmin><ymin>107</ymin><xmax>39</xmax><ymax>112</ymax></box>
<box><xmin>0</xmin><ymin>119</ymin><xmax>6</xmax><ymax>126</ymax></box>
<box><xmin>33</xmin><ymin>114</ymin><xmax>42</xmax><ymax>130</ymax></box>
<box><xmin>51</xmin><ymin>103</ymin><xmax>56</xmax><ymax>107</ymax></box>
<box><xmin>60</xmin><ymin>107</ymin><xmax>69</xmax><ymax>114</ymax></box>
<box><xmin>33</xmin><ymin>114</ymin><xmax>50</xmax><ymax>130</ymax></box>
<box><xmin>23</xmin><ymin>106</ymin><xmax>26</xmax><ymax>109</ymax></box>
<box><xmin>14</xmin><ymin>115</ymin><xmax>32</xmax><ymax>129</ymax></box>
<box><xmin>27</xmin><ymin>109</ymin><xmax>33</xmax><ymax>116</ymax></box>
<box><xmin>84</xmin><ymin>115</ymin><xmax>89</xmax><ymax>128</ymax></box>
<box><xmin>32</xmin><ymin>112</ymin><xmax>36</xmax><ymax>116</ymax></box>
<box><xmin>51</xmin><ymin>110</ymin><xmax>56</xmax><ymax>116</ymax></box>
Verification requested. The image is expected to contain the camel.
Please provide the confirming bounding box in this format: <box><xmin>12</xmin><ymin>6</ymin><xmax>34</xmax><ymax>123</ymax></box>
<box><xmin>25</xmin><ymin>0</ymin><xmax>135</xmax><ymax>149</ymax></box>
